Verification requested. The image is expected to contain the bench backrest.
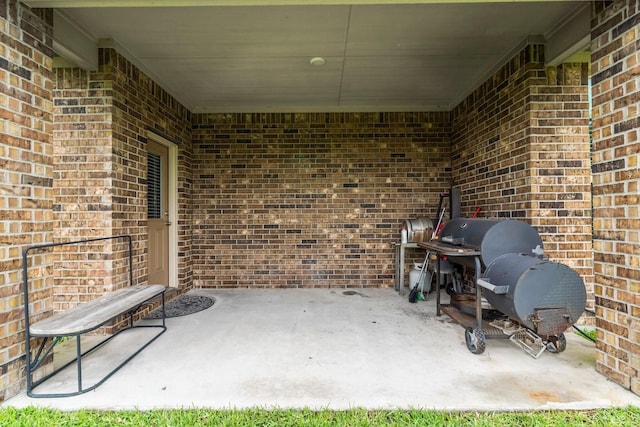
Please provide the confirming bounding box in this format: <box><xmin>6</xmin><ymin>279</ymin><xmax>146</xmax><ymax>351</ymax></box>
<box><xmin>22</xmin><ymin>234</ymin><xmax>134</xmax><ymax>329</ymax></box>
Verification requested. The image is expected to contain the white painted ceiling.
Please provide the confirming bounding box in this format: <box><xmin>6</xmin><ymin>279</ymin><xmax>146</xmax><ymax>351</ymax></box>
<box><xmin>25</xmin><ymin>1</ymin><xmax>590</xmax><ymax>112</ymax></box>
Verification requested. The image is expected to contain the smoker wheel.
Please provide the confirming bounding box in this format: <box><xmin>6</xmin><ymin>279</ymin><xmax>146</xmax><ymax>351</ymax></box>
<box><xmin>465</xmin><ymin>326</ymin><xmax>486</xmax><ymax>354</ymax></box>
<box><xmin>545</xmin><ymin>333</ymin><xmax>567</xmax><ymax>353</ymax></box>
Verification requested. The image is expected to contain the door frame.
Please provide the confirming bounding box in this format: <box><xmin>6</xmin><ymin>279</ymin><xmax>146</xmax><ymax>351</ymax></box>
<box><xmin>147</xmin><ymin>131</ymin><xmax>178</xmax><ymax>288</ymax></box>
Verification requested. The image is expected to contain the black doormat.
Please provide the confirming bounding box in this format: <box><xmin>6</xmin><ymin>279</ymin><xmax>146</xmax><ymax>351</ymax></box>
<box><xmin>145</xmin><ymin>294</ymin><xmax>215</xmax><ymax>319</ymax></box>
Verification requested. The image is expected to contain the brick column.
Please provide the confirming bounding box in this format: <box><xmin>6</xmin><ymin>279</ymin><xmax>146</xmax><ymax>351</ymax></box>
<box><xmin>53</xmin><ymin>49</ymin><xmax>193</xmax><ymax>306</ymax></box>
<box><xmin>0</xmin><ymin>1</ymin><xmax>53</xmax><ymax>402</ymax></box>
<box><xmin>591</xmin><ymin>0</ymin><xmax>640</xmax><ymax>394</ymax></box>
<box><xmin>530</xmin><ymin>63</ymin><xmax>593</xmax><ymax>295</ymax></box>
<box><xmin>451</xmin><ymin>44</ymin><xmax>593</xmax><ymax>307</ymax></box>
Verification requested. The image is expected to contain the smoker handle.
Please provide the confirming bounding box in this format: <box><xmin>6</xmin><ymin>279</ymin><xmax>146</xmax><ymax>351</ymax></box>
<box><xmin>477</xmin><ymin>278</ymin><xmax>509</xmax><ymax>294</ymax></box>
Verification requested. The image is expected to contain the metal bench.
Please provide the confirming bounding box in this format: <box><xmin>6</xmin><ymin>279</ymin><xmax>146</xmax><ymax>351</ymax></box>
<box><xmin>22</xmin><ymin>235</ymin><xmax>167</xmax><ymax>398</ymax></box>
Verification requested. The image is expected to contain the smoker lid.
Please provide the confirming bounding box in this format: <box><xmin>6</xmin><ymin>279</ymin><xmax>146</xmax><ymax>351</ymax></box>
<box><xmin>440</xmin><ymin>218</ymin><xmax>543</xmax><ymax>266</ymax></box>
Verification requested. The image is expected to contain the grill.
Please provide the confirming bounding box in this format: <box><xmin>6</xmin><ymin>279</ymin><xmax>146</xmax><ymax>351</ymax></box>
<box><xmin>425</xmin><ymin>218</ymin><xmax>587</xmax><ymax>357</ymax></box>
<box><xmin>439</xmin><ymin>218</ymin><xmax>543</xmax><ymax>267</ymax></box>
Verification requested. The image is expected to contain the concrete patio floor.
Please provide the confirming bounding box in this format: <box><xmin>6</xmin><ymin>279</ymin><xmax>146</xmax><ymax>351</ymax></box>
<box><xmin>4</xmin><ymin>288</ymin><xmax>640</xmax><ymax>411</ymax></box>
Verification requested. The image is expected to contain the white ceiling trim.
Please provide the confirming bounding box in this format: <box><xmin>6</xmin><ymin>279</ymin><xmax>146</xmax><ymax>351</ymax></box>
<box><xmin>52</xmin><ymin>9</ymin><xmax>98</xmax><ymax>69</ymax></box>
<box><xmin>23</xmin><ymin>0</ymin><xmax>582</xmax><ymax>7</ymax></box>
<box><xmin>545</xmin><ymin>4</ymin><xmax>591</xmax><ymax>66</ymax></box>
<box><xmin>192</xmin><ymin>104</ymin><xmax>452</xmax><ymax>113</ymax></box>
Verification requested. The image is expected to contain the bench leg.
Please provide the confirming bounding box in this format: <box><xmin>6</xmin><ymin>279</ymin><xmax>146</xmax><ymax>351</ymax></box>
<box><xmin>162</xmin><ymin>291</ymin><xmax>166</xmax><ymax>327</ymax></box>
<box><xmin>75</xmin><ymin>335</ymin><xmax>83</xmax><ymax>394</ymax></box>
<box><xmin>27</xmin><ymin>291</ymin><xmax>167</xmax><ymax>398</ymax></box>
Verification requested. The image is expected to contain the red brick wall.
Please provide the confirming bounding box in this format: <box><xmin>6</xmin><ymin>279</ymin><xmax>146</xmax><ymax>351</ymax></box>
<box><xmin>451</xmin><ymin>44</ymin><xmax>594</xmax><ymax>307</ymax></box>
<box><xmin>52</xmin><ymin>66</ymin><xmax>121</xmax><ymax>308</ymax></box>
<box><xmin>105</xmin><ymin>48</ymin><xmax>193</xmax><ymax>291</ymax></box>
<box><xmin>0</xmin><ymin>1</ymin><xmax>53</xmax><ymax>403</ymax></box>
<box><xmin>191</xmin><ymin>112</ymin><xmax>451</xmax><ymax>288</ymax></box>
<box><xmin>530</xmin><ymin>63</ymin><xmax>592</xmax><ymax>282</ymax></box>
<box><xmin>591</xmin><ymin>0</ymin><xmax>640</xmax><ymax>394</ymax></box>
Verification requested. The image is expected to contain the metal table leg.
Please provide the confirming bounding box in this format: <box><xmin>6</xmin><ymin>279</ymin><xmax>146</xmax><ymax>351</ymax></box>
<box><xmin>436</xmin><ymin>253</ymin><xmax>441</xmax><ymax>316</ymax></box>
<box><xmin>395</xmin><ymin>242</ymin><xmax>420</xmax><ymax>296</ymax></box>
<box><xmin>474</xmin><ymin>256</ymin><xmax>482</xmax><ymax>329</ymax></box>
<box><xmin>394</xmin><ymin>243</ymin><xmax>401</xmax><ymax>292</ymax></box>
<box><xmin>399</xmin><ymin>243</ymin><xmax>406</xmax><ymax>294</ymax></box>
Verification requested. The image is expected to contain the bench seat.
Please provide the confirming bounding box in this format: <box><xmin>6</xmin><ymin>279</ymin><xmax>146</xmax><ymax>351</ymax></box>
<box><xmin>30</xmin><ymin>284</ymin><xmax>166</xmax><ymax>336</ymax></box>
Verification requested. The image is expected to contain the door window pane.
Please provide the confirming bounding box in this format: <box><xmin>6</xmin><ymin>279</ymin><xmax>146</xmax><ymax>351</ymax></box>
<box><xmin>148</xmin><ymin>152</ymin><xmax>162</xmax><ymax>219</ymax></box>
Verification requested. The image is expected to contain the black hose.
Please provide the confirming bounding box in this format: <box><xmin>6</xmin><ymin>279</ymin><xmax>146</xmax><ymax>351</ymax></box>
<box><xmin>571</xmin><ymin>308</ymin><xmax>597</xmax><ymax>343</ymax></box>
<box><xmin>572</xmin><ymin>325</ymin><xmax>596</xmax><ymax>343</ymax></box>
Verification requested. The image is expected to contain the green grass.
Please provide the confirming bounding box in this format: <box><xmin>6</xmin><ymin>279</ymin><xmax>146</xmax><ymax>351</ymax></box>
<box><xmin>1</xmin><ymin>406</ymin><xmax>639</xmax><ymax>426</ymax></box>
<box><xmin>574</xmin><ymin>326</ymin><xmax>597</xmax><ymax>342</ymax></box>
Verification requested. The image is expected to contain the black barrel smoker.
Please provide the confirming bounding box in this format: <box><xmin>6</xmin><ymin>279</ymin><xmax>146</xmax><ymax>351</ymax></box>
<box><xmin>422</xmin><ymin>218</ymin><xmax>587</xmax><ymax>357</ymax></box>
